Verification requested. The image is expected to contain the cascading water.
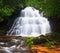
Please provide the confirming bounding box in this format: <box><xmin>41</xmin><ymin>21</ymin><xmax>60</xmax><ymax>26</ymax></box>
<box><xmin>7</xmin><ymin>7</ymin><xmax>51</xmax><ymax>37</ymax></box>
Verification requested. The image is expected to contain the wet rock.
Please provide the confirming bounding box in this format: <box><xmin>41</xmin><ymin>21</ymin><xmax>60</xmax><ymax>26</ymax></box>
<box><xmin>0</xmin><ymin>37</ymin><xmax>32</xmax><ymax>53</ymax></box>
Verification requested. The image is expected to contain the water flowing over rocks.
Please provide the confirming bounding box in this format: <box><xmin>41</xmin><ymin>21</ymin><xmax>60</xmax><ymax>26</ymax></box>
<box><xmin>0</xmin><ymin>36</ymin><xmax>35</xmax><ymax>53</ymax></box>
<box><xmin>7</xmin><ymin>7</ymin><xmax>51</xmax><ymax>37</ymax></box>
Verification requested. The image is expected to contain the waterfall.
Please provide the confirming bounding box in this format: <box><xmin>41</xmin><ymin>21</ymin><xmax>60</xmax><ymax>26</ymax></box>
<box><xmin>7</xmin><ymin>7</ymin><xmax>51</xmax><ymax>37</ymax></box>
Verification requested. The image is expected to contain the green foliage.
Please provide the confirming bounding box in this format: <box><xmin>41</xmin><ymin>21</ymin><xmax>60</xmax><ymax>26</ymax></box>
<box><xmin>43</xmin><ymin>0</ymin><xmax>60</xmax><ymax>17</ymax></box>
<box><xmin>0</xmin><ymin>7</ymin><xmax>14</xmax><ymax>16</ymax></box>
<box><xmin>0</xmin><ymin>0</ymin><xmax>60</xmax><ymax>22</ymax></box>
<box><xmin>26</xmin><ymin>0</ymin><xmax>60</xmax><ymax>17</ymax></box>
<box><xmin>0</xmin><ymin>0</ymin><xmax>24</xmax><ymax>22</ymax></box>
<box><xmin>25</xmin><ymin>37</ymin><xmax>33</xmax><ymax>47</ymax></box>
<box><xmin>25</xmin><ymin>0</ymin><xmax>42</xmax><ymax>9</ymax></box>
<box><xmin>33</xmin><ymin>34</ymin><xmax>60</xmax><ymax>48</ymax></box>
<box><xmin>40</xmin><ymin>34</ymin><xmax>58</xmax><ymax>48</ymax></box>
<box><xmin>45</xmin><ymin>41</ymin><xmax>57</xmax><ymax>48</ymax></box>
<box><xmin>0</xmin><ymin>0</ymin><xmax>3</xmax><ymax>5</ymax></box>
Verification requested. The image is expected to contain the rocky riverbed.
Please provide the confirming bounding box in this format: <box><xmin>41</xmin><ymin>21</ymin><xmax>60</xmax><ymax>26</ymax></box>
<box><xmin>0</xmin><ymin>36</ymin><xmax>36</xmax><ymax>53</ymax></box>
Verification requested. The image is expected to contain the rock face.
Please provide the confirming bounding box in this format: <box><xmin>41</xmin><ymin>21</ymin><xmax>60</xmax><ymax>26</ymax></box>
<box><xmin>0</xmin><ymin>36</ymin><xmax>16</xmax><ymax>42</ymax></box>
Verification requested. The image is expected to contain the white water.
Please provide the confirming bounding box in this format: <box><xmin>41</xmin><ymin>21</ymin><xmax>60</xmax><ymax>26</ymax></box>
<box><xmin>7</xmin><ymin>7</ymin><xmax>51</xmax><ymax>37</ymax></box>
